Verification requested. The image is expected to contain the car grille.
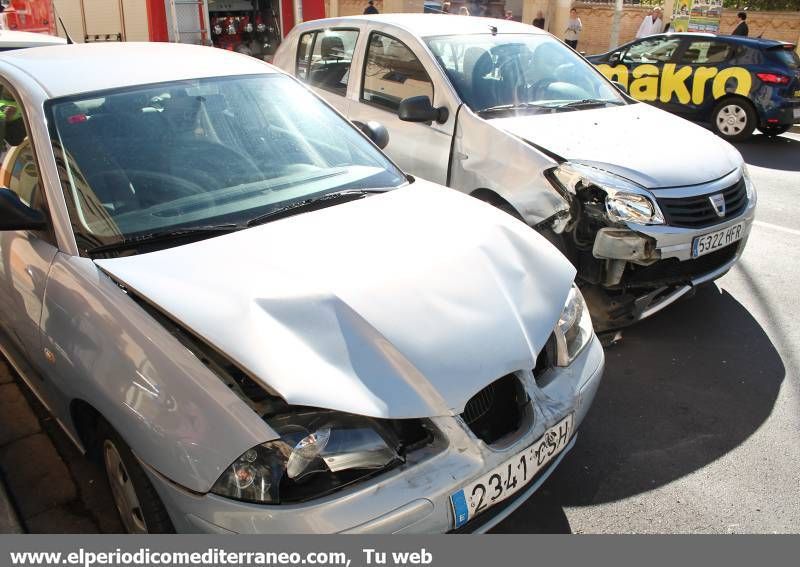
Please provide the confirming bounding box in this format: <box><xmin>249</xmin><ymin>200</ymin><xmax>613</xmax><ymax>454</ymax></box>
<box><xmin>656</xmin><ymin>178</ymin><xmax>748</xmax><ymax>229</ymax></box>
<box><xmin>625</xmin><ymin>245</ymin><xmax>738</xmax><ymax>287</ymax></box>
<box><xmin>461</xmin><ymin>374</ymin><xmax>527</xmax><ymax>445</ymax></box>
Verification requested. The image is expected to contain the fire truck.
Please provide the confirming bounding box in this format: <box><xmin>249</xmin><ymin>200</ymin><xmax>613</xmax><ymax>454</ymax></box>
<box><xmin>0</xmin><ymin>0</ymin><xmax>57</xmax><ymax>35</ymax></box>
<box><xmin>7</xmin><ymin>0</ymin><xmax>326</xmax><ymax>61</ymax></box>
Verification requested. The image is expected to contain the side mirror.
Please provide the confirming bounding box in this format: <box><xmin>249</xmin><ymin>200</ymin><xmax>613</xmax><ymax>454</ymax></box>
<box><xmin>353</xmin><ymin>120</ymin><xmax>390</xmax><ymax>150</ymax></box>
<box><xmin>609</xmin><ymin>51</ymin><xmax>621</xmax><ymax>64</ymax></box>
<box><xmin>611</xmin><ymin>81</ymin><xmax>628</xmax><ymax>94</ymax></box>
<box><xmin>0</xmin><ymin>188</ymin><xmax>46</xmax><ymax>231</ymax></box>
<box><xmin>398</xmin><ymin>96</ymin><xmax>449</xmax><ymax>124</ymax></box>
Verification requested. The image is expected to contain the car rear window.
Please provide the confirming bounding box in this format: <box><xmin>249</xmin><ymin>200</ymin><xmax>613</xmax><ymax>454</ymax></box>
<box><xmin>768</xmin><ymin>46</ymin><xmax>799</xmax><ymax>70</ymax></box>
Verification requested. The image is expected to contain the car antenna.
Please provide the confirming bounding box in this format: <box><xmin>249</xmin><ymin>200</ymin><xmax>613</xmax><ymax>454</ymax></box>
<box><xmin>53</xmin><ymin>5</ymin><xmax>75</xmax><ymax>44</ymax></box>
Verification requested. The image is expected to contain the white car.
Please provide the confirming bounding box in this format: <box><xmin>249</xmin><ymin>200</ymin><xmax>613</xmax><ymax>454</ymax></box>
<box><xmin>274</xmin><ymin>15</ymin><xmax>757</xmax><ymax>330</ymax></box>
<box><xmin>0</xmin><ymin>42</ymin><xmax>602</xmax><ymax>533</ymax></box>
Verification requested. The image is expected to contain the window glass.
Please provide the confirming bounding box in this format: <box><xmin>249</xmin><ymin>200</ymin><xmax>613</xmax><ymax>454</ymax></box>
<box><xmin>46</xmin><ymin>74</ymin><xmax>406</xmax><ymax>256</ymax></box>
<box><xmin>298</xmin><ymin>29</ymin><xmax>359</xmax><ymax>95</ymax></box>
<box><xmin>0</xmin><ymin>88</ymin><xmax>42</xmax><ymax>210</ymax></box>
<box><xmin>426</xmin><ymin>34</ymin><xmax>623</xmax><ymax>113</ymax></box>
<box><xmin>296</xmin><ymin>32</ymin><xmax>315</xmax><ymax>81</ymax></box>
<box><xmin>622</xmin><ymin>38</ymin><xmax>681</xmax><ymax>64</ymax></box>
<box><xmin>680</xmin><ymin>41</ymin><xmax>734</xmax><ymax>64</ymax></box>
<box><xmin>362</xmin><ymin>33</ymin><xmax>433</xmax><ymax>112</ymax></box>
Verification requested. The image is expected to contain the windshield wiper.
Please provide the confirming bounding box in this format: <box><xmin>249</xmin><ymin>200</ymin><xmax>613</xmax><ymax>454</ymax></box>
<box><xmin>554</xmin><ymin>99</ymin><xmax>624</xmax><ymax>110</ymax></box>
<box><xmin>477</xmin><ymin>102</ymin><xmax>547</xmax><ymax>115</ymax></box>
<box><xmin>87</xmin><ymin>224</ymin><xmax>244</xmax><ymax>257</ymax></box>
<box><xmin>246</xmin><ymin>189</ymin><xmax>382</xmax><ymax>227</ymax></box>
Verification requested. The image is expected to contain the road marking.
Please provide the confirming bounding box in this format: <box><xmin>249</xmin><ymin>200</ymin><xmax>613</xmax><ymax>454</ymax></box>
<box><xmin>753</xmin><ymin>220</ymin><xmax>800</xmax><ymax>237</ymax></box>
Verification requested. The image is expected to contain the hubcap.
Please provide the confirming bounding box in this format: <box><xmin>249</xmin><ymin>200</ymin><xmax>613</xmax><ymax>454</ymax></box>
<box><xmin>103</xmin><ymin>440</ymin><xmax>148</xmax><ymax>533</ymax></box>
<box><xmin>716</xmin><ymin>104</ymin><xmax>747</xmax><ymax>136</ymax></box>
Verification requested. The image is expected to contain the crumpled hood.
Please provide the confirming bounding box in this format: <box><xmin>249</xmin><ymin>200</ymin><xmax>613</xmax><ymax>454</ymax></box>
<box><xmin>96</xmin><ymin>182</ymin><xmax>575</xmax><ymax>419</ymax></box>
<box><xmin>488</xmin><ymin>103</ymin><xmax>743</xmax><ymax>189</ymax></box>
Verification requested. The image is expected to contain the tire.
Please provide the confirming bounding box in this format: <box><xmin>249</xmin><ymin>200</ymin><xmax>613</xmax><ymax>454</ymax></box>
<box><xmin>758</xmin><ymin>124</ymin><xmax>791</xmax><ymax>138</ymax></box>
<box><xmin>97</xmin><ymin>419</ymin><xmax>174</xmax><ymax>533</ymax></box>
<box><xmin>711</xmin><ymin>98</ymin><xmax>757</xmax><ymax>142</ymax></box>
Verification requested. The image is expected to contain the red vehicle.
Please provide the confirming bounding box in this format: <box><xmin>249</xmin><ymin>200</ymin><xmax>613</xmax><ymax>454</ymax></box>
<box><xmin>0</xmin><ymin>0</ymin><xmax>56</xmax><ymax>35</ymax></box>
<box><xmin>148</xmin><ymin>0</ymin><xmax>325</xmax><ymax>60</ymax></box>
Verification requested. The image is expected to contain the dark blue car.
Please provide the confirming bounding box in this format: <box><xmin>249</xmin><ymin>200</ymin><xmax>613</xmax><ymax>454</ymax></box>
<box><xmin>588</xmin><ymin>33</ymin><xmax>800</xmax><ymax>141</ymax></box>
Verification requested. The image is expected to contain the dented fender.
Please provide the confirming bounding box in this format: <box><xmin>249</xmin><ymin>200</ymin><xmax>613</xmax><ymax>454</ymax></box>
<box><xmin>449</xmin><ymin>108</ymin><xmax>571</xmax><ymax>228</ymax></box>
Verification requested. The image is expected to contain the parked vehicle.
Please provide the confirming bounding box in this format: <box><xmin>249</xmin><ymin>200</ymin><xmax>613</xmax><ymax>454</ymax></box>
<box><xmin>0</xmin><ymin>42</ymin><xmax>603</xmax><ymax>533</ymax></box>
<box><xmin>587</xmin><ymin>33</ymin><xmax>800</xmax><ymax>140</ymax></box>
<box><xmin>274</xmin><ymin>15</ymin><xmax>757</xmax><ymax>330</ymax></box>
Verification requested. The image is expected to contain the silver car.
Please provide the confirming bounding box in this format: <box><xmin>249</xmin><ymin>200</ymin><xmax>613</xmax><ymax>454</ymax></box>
<box><xmin>274</xmin><ymin>15</ymin><xmax>758</xmax><ymax>330</ymax></box>
<box><xmin>0</xmin><ymin>42</ymin><xmax>603</xmax><ymax>533</ymax></box>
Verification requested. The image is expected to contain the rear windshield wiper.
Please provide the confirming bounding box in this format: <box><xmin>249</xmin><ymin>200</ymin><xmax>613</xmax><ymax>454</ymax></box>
<box><xmin>87</xmin><ymin>224</ymin><xmax>244</xmax><ymax>258</ymax></box>
<box><xmin>554</xmin><ymin>99</ymin><xmax>624</xmax><ymax>110</ymax></box>
<box><xmin>246</xmin><ymin>189</ymin><xmax>382</xmax><ymax>227</ymax></box>
<box><xmin>477</xmin><ymin>102</ymin><xmax>547</xmax><ymax>115</ymax></box>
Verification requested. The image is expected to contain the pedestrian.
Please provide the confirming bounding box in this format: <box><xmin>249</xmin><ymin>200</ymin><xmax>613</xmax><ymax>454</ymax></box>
<box><xmin>532</xmin><ymin>10</ymin><xmax>545</xmax><ymax>29</ymax></box>
<box><xmin>564</xmin><ymin>8</ymin><xmax>582</xmax><ymax>49</ymax></box>
<box><xmin>636</xmin><ymin>6</ymin><xmax>663</xmax><ymax>38</ymax></box>
<box><xmin>636</xmin><ymin>8</ymin><xmax>653</xmax><ymax>38</ymax></box>
<box><xmin>732</xmin><ymin>11</ymin><xmax>748</xmax><ymax>36</ymax></box>
<box><xmin>363</xmin><ymin>0</ymin><xmax>379</xmax><ymax>14</ymax></box>
<box><xmin>504</xmin><ymin>9</ymin><xmax>514</xmax><ymax>20</ymax></box>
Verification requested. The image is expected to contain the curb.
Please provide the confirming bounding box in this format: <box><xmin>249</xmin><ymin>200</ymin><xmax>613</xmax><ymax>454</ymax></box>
<box><xmin>0</xmin><ymin>478</ymin><xmax>23</xmax><ymax>533</ymax></box>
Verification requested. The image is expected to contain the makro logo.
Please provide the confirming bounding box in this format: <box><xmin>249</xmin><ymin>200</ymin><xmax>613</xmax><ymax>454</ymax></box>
<box><xmin>597</xmin><ymin>63</ymin><xmax>752</xmax><ymax>105</ymax></box>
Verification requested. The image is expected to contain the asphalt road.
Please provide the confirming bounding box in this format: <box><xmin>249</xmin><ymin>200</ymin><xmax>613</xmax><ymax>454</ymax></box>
<box><xmin>493</xmin><ymin>131</ymin><xmax>800</xmax><ymax>534</ymax></box>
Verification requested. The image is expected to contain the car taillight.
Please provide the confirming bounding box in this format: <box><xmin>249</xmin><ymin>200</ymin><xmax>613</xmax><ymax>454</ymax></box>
<box><xmin>756</xmin><ymin>73</ymin><xmax>791</xmax><ymax>85</ymax></box>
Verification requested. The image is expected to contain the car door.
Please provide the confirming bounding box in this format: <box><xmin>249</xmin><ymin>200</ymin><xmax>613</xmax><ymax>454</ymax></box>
<box><xmin>294</xmin><ymin>27</ymin><xmax>360</xmax><ymax>115</ymax></box>
<box><xmin>0</xmin><ymin>82</ymin><xmax>59</xmax><ymax>377</ymax></box>
<box><xmin>675</xmin><ymin>39</ymin><xmax>740</xmax><ymax>119</ymax></box>
<box><xmin>619</xmin><ymin>35</ymin><xmax>682</xmax><ymax>108</ymax></box>
<box><xmin>347</xmin><ymin>30</ymin><xmax>453</xmax><ymax>185</ymax></box>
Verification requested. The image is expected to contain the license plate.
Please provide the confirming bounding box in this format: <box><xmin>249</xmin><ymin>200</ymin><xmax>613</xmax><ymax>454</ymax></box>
<box><xmin>692</xmin><ymin>222</ymin><xmax>744</xmax><ymax>258</ymax></box>
<box><xmin>450</xmin><ymin>414</ymin><xmax>574</xmax><ymax>529</ymax></box>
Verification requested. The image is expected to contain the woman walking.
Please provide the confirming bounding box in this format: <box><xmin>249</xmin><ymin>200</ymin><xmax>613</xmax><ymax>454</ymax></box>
<box><xmin>564</xmin><ymin>8</ymin><xmax>582</xmax><ymax>50</ymax></box>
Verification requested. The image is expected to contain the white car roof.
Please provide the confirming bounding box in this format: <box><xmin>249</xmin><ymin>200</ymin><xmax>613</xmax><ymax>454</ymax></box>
<box><xmin>0</xmin><ymin>42</ymin><xmax>277</xmax><ymax>99</ymax></box>
<box><xmin>0</xmin><ymin>30</ymin><xmax>66</xmax><ymax>48</ymax></box>
<box><xmin>294</xmin><ymin>13</ymin><xmax>544</xmax><ymax>38</ymax></box>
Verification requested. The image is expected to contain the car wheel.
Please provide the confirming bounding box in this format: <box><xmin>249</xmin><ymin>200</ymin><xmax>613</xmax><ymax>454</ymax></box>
<box><xmin>98</xmin><ymin>420</ymin><xmax>174</xmax><ymax>533</ymax></box>
<box><xmin>711</xmin><ymin>99</ymin><xmax>756</xmax><ymax>141</ymax></box>
<box><xmin>758</xmin><ymin>124</ymin><xmax>791</xmax><ymax>138</ymax></box>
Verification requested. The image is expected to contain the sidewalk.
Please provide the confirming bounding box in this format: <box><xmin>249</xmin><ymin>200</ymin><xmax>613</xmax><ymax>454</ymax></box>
<box><xmin>0</xmin><ymin>358</ymin><xmax>120</xmax><ymax>533</ymax></box>
<box><xmin>0</xmin><ymin>361</ymin><xmax>23</xmax><ymax>533</ymax></box>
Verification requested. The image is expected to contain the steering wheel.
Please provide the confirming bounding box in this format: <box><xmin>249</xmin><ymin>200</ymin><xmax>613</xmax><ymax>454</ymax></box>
<box><xmin>530</xmin><ymin>76</ymin><xmax>558</xmax><ymax>100</ymax></box>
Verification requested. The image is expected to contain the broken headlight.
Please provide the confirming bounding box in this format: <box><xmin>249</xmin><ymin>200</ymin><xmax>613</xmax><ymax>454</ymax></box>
<box><xmin>551</xmin><ymin>163</ymin><xmax>664</xmax><ymax>225</ymax></box>
<box><xmin>211</xmin><ymin>410</ymin><xmax>432</xmax><ymax>504</ymax></box>
<box><xmin>555</xmin><ymin>285</ymin><xmax>594</xmax><ymax>366</ymax></box>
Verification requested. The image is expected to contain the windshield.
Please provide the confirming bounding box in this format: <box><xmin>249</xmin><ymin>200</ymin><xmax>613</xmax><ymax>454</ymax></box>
<box><xmin>46</xmin><ymin>74</ymin><xmax>406</xmax><ymax>255</ymax></box>
<box><xmin>426</xmin><ymin>34</ymin><xmax>625</xmax><ymax>113</ymax></box>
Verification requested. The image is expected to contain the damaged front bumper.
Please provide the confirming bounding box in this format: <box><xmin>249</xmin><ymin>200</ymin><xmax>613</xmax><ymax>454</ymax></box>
<box><xmin>586</xmin><ymin>169</ymin><xmax>756</xmax><ymax>328</ymax></box>
<box><xmin>144</xmin><ymin>336</ymin><xmax>604</xmax><ymax>534</ymax></box>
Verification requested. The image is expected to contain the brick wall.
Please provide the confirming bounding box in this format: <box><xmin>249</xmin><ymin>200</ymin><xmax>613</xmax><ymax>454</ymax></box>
<box><xmin>574</xmin><ymin>3</ymin><xmax>800</xmax><ymax>55</ymax></box>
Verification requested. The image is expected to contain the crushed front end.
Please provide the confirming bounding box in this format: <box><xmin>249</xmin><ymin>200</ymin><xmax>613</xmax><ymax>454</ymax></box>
<box><xmin>547</xmin><ymin>164</ymin><xmax>756</xmax><ymax>331</ymax></box>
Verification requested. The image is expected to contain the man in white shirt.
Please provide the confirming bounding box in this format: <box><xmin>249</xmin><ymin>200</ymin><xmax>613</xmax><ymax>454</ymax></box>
<box><xmin>636</xmin><ymin>7</ymin><xmax>664</xmax><ymax>38</ymax></box>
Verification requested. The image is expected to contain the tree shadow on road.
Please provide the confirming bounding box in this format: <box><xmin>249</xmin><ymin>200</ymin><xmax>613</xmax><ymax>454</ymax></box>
<box><xmin>734</xmin><ymin>134</ymin><xmax>800</xmax><ymax>172</ymax></box>
<box><xmin>493</xmin><ymin>284</ymin><xmax>784</xmax><ymax>533</ymax></box>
